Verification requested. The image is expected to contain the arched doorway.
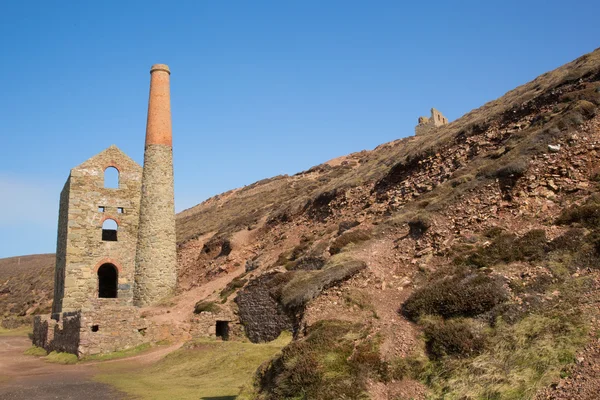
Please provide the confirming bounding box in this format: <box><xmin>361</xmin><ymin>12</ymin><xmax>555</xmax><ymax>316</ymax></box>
<box><xmin>98</xmin><ymin>263</ymin><xmax>118</xmax><ymax>298</ymax></box>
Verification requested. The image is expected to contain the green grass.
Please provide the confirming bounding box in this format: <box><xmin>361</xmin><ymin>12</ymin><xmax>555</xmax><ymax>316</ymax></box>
<box><xmin>45</xmin><ymin>351</ymin><xmax>78</xmax><ymax>364</ymax></box>
<box><xmin>0</xmin><ymin>325</ymin><xmax>32</xmax><ymax>337</ymax></box>
<box><xmin>96</xmin><ymin>333</ymin><xmax>292</xmax><ymax>400</ymax></box>
<box><xmin>24</xmin><ymin>345</ymin><xmax>47</xmax><ymax>356</ymax></box>
<box><xmin>419</xmin><ymin>311</ymin><xmax>588</xmax><ymax>399</ymax></box>
<box><xmin>82</xmin><ymin>343</ymin><xmax>153</xmax><ymax>362</ymax></box>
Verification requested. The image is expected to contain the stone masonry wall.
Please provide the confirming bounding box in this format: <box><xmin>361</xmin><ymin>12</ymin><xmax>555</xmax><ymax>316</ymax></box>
<box><xmin>135</xmin><ymin>144</ymin><xmax>177</xmax><ymax>306</ymax></box>
<box><xmin>56</xmin><ymin>145</ymin><xmax>142</xmax><ymax>313</ymax></box>
<box><xmin>51</xmin><ymin>179</ymin><xmax>70</xmax><ymax>314</ymax></box>
<box><xmin>34</xmin><ymin>301</ymin><xmax>176</xmax><ymax>357</ymax></box>
<box><xmin>235</xmin><ymin>273</ymin><xmax>294</xmax><ymax>343</ymax></box>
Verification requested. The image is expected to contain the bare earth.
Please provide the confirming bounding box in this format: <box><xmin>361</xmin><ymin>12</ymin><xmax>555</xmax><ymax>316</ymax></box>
<box><xmin>0</xmin><ymin>335</ymin><xmax>126</xmax><ymax>399</ymax></box>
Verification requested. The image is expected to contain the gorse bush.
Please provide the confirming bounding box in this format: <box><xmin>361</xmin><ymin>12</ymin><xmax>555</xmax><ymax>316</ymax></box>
<box><xmin>401</xmin><ymin>271</ymin><xmax>508</xmax><ymax>321</ymax></box>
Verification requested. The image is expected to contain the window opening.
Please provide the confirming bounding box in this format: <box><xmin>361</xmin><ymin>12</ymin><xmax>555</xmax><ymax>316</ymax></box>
<box><xmin>102</xmin><ymin>219</ymin><xmax>118</xmax><ymax>241</ymax></box>
<box><xmin>104</xmin><ymin>167</ymin><xmax>119</xmax><ymax>189</ymax></box>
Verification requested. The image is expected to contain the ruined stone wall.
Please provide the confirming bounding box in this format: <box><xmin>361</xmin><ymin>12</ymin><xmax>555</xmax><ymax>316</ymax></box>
<box><xmin>134</xmin><ymin>144</ymin><xmax>177</xmax><ymax>306</ymax></box>
<box><xmin>189</xmin><ymin>309</ymin><xmax>243</xmax><ymax>340</ymax></box>
<box><xmin>51</xmin><ymin>179</ymin><xmax>70</xmax><ymax>314</ymax></box>
<box><xmin>235</xmin><ymin>273</ymin><xmax>294</xmax><ymax>343</ymax></box>
<box><xmin>34</xmin><ymin>302</ymin><xmax>178</xmax><ymax>357</ymax></box>
<box><xmin>33</xmin><ymin>312</ymin><xmax>80</xmax><ymax>355</ymax></box>
<box><xmin>415</xmin><ymin>108</ymin><xmax>448</xmax><ymax>136</ymax></box>
<box><xmin>55</xmin><ymin>145</ymin><xmax>142</xmax><ymax>313</ymax></box>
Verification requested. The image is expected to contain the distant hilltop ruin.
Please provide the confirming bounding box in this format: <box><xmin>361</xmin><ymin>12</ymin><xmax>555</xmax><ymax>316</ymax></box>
<box><xmin>415</xmin><ymin>108</ymin><xmax>448</xmax><ymax>136</ymax></box>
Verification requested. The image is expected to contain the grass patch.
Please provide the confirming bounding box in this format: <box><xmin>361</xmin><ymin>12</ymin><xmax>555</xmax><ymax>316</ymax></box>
<box><xmin>45</xmin><ymin>351</ymin><xmax>78</xmax><ymax>364</ymax></box>
<box><xmin>0</xmin><ymin>325</ymin><xmax>31</xmax><ymax>337</ymax></box>
<box><xmin>96</xmin><ymin>333</ymin><xmax>292</xmax><ymax>400</ymax></box>
<box><xmin>420</xmin><ymin>310</ymin><xmax>588</xmax><ymax>399</ymax></box>
<box><xmin>278</xmin><ymin>255</ymin><xmax>366</xmax><ymax>310</ymax></box>
<box><xmin>83</xmin><ymin>343</ymin><xmax>153</xmax><ymax>362</ymax></box>
<box><xmin>329</xmin><ymin>229</ymin><xmax>372</xmax><ymax>255</ymax></box>
<box><xmin>24</xmin><ymin>345</ymin><xmax>47</xmax><ymax>356</ymax></box>
<box><xmin>254</xmin><ymin>320</ymin><xmax>383</xmax><ymax>400</ymax></box>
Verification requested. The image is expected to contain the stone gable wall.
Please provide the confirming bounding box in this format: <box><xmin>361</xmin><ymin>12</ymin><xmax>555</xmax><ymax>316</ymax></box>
<box><xmin>55</xmin><ymin>145</ymin><xmax>142</xmax><ymax>313</ymax></box>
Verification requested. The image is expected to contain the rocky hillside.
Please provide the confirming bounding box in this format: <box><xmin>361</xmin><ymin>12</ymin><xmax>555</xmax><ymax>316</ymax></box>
<box><xmin>3</xmin><ymin>48</ymin><xmax>600</xmax><ymax>399</ymax></box>
<box><xmin>174</xmin><ymin>47</ymin><xmax>600</xmax><ymax>399</ymax></box>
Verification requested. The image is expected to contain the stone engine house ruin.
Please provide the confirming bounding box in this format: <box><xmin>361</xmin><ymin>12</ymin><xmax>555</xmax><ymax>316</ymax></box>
<box><xmin>33</xmin><ymin>64</ymin><xmax>183</xmax><ymax>357</ymax></box>
<box><xmin>415</xmin><ymin>107</ymin><xmax>448</xmax><ymax>136</ymax></box>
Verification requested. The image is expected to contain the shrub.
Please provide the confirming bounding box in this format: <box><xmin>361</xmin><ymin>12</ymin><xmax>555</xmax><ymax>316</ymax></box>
<box><xmin>408</xmin><ymin>214</ymin><xmax>432</xmax><ymax>238</ymax></box>
<box><xmin>401</xmin><ymin>271</ymin><xmax>508</xmax><ymax>321</ymax></box>
<box><xmin>423</xmin><ymin>318</ymin><xmax>486</xmax><ymax>360</ymax></box>
<box><xmin>556</xmin><ymin>197</ymin><xmax>600</xmax><ymax>227</ymax></box>
<box><xmin>194</xmin><ymin>301</ymin><xmax>221</xmax><ymax>314</ymax></box>
<box><xmin>468</xmin><ymin>229</ymin><xmax>547</xmax><ymax>268</ymax></box>
<box><xmin>255</xmin><ymin>320</ymin><xmax>382</xmax><ymax>400</ymax></box>
<box><xmin>285</xmin><ymin>256</ymin><xmax>325</xmax><ymax>271</ymax></box>
<box><xmin>329</xmin><ymin>230</ymin><xmax>372</xmax><ymax>255</ymax></box>
<box><xmin>549</xmin><ymin>228</ymin><xmax>586</xmax><ymax>251</ymax></box>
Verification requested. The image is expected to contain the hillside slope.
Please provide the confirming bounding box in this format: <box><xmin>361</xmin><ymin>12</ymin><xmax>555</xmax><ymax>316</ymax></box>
<box><xmin>173</xmin><ymin>47</ymin><xmax>600</xmax><ymax>399</ymax></box>
<box><xmin>3</xmin><ymin>48</ymin><xmax>600</xmax><ymax>399</ymax></box>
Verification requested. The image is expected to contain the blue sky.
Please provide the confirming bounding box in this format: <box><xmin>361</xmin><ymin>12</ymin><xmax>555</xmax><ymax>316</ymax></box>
<box><xmin>1</xmin><ymin>1</ymin><xmax>599</xmax><ymax>258</ymax></box>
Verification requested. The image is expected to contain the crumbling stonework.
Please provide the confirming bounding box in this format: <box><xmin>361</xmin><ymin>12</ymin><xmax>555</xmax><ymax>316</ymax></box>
<box><xmin>52</xmin><ymin>146</ymin><xmax>142</xmax><ymax>314</ymax></box>
<box><xmin>415</xmin><ymin>108</ymin><xmax>448</xmax><ymax>136</ymax></box>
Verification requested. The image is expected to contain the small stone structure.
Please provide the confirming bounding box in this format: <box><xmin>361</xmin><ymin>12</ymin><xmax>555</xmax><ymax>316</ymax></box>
<box><xmin>34</xmin><ymin>64</ymin><xmax>180</xmax><ymax>357</ymax></box>
<box><xmin>415</xmin><ymin>108</ymin><xmax>448</xmax><ymax>136</ymax></box>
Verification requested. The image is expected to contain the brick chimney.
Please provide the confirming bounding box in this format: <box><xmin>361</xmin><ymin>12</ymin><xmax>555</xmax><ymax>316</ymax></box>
<box><xmin>134</xmin><ymin>64</ymin><xmax>178</xmax><ymax>306</ymax></box>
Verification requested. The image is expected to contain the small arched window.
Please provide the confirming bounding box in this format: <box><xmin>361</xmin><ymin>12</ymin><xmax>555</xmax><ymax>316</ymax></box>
<box><xmin>104</xmin><ymin>167</ymin><xmax>119</xmax><ymax>189</ymax></box>
<box><xmin>102</xmin><ymin>219</ymin><xmax>118</xmax><ymax>241</ymax></box>
<box><xmin>98</xmin><ymin>264</ymin><xmax>118</xmax><ymax>298</ymax></box>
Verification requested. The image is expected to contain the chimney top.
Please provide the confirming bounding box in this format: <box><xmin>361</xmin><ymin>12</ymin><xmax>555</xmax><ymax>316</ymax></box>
<box><xmin>150</xmin><ymin>64</ymin><xmax>170</xmax><ymax>75</ymax></box>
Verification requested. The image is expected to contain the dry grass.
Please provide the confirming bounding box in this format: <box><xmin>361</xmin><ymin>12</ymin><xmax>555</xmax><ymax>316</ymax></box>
<box><xmin>96</xmin><ymin>333</ymin><xmax>292</xmax><ymax>400</ymax></box>
<box><xmin>278</xmin><ymin>255</ymin><xmax>366</xmax><ymax>310</ymax></box>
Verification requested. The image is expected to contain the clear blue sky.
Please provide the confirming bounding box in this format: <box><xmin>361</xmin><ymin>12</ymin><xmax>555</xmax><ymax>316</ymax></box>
<box><xmin>1</xmin><ymin>1</ymin><xmax>599</xmax><ymax>258</ymax></box>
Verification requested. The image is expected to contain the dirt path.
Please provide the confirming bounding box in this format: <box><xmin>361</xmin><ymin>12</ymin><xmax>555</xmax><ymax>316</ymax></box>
<box><xmin>0</xmin><ymin>336</ymin><xmax>181</xmax><ymax>400</ymax></box>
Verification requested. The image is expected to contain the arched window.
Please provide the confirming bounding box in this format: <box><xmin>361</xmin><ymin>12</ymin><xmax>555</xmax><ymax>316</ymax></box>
<box><xmin>97</xmin><ymin>264</ymin><xmax>118</xmax><ymax>298</ymax></box>
<box><xmin>104</xmin><ymin>167</ymin><xmax>119</xmax><ymax>189</ymax></box>
<box><xmin>102</xmin><ymin>219</ymin><xmax>118</xmax><ymax>241</ymax></box>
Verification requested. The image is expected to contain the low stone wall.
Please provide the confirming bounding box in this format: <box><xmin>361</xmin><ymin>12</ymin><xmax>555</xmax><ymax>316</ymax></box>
<box><xmin>189</xmin><ymin>310</ymin><xmax>243</xmax><ymax>340</ymax></box>
<box><xmin>33</xmin><ymin>302</ymin><xmax>176</xmax><ymax>357</ymax></box>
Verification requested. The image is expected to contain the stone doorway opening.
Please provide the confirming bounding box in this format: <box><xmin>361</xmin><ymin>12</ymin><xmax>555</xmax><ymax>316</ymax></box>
<box><xmin>98</xmin><ymin>263</ymin><xmax>118</xmax><ymax>298</ymax></box>
<box><xmin>216</xmin><ymin>320</ymin><xmax>229</xmax><ymax>341</ymax></box>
